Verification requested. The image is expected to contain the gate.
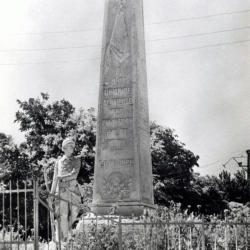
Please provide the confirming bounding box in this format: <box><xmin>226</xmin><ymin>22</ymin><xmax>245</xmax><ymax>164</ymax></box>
<box><xmin>0</xmin><ymin>179</ymin><xmax>82</xmax><ymax>250</ymax></box>
<box><xmin>0</xmin><ymin>180</ymin><xmax>39</xmax><ymax>250</ymax></box>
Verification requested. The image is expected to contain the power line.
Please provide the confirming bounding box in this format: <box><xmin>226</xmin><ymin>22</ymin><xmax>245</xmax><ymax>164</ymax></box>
<box><xmin>1</xmin><ymin>9</ymin><xmax>250</xmax><ymax>36</ymax></box>
<box><xmin>0</xmin><ymin>58</ymin><xmax>101</xmax><ymax>66</ymax></box>
<box><xmin>1</xmin><ymin>26</ymin><xmax>250</xmax><ymax>53</ymax></box>
<box><xmin>0</xmin><ymin>44</ymin><xmax>101</xmax><ymax>52</ymax></box>
<box><xmin>1</xmin><ymin>38</ymin><xmax>250</xmax><ymax>65</ymax></box>
<box><xmin>146</xmin><ymin>9</ymin><xmax>250</xmax><ymax>26</ymax></box>
<box><xmin>199</xmin><ymin>144</ymin><xmax>250</xmax><ymax>169</ymax></box>
<box><xmin>147</xmin><ymin>26</ymin><xmax>250</xmax><ymax>42</ymax></box>
<box><xmin>147</xmin><ymin>39</ymin><xmax>250</xmax><ymax>55</ymax></box>
<box><xmin>0</xmin><ymin>27</ymin><xmax>102</xmax><ymax>36</ymax></box>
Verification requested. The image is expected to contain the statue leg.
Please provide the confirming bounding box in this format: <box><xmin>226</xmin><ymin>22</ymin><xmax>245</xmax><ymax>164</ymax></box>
<box><xmin>59</xmin><ymin>192</ymin><xmax>69</xmax><ymax>240</ymax></box>
<box><xmin>71</xmin><ymin>202</ymin><xmax>79</xmax><ymax>225</ymax></box>
<box><xmin>69</xmin><ymin>192</ymin><xmax>81</xmax><ymax>229</ymax></box>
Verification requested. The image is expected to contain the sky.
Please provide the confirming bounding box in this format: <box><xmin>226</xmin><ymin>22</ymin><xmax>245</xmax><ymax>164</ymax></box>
<box><xmin>0</xmin><ymin>0</ymin><xmax>250</xmax><ymax>177</ymax></box>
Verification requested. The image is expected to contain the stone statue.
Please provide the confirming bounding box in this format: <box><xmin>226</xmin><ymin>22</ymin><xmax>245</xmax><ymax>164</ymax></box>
<box><xmin>51</xmin><ymin>138</ymin><xmax>82</xmax><ymax>240</ymax></box>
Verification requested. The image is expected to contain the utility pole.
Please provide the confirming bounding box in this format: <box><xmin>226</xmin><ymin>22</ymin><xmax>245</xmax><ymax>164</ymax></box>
<box><xmin>223</xmin><ymin>151</ymin><xmax>250</xmax><ymax>201</ymax></box>
<box><xmin>238</xmin><ymin>150</ymin><xmax>250</xmax><ymax>202</ymax></box>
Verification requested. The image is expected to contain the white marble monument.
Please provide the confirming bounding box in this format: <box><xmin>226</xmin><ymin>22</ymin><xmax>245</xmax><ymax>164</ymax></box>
<box><xmin>90</xmin><ymin>0</ymin><xmax>155</xmax><ymax>216</ymax></box>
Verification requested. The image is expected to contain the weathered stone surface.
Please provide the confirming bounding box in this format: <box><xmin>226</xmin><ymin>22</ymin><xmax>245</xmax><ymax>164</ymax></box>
<box><xmin>90</xmin><ymin>0</ymin><xmax>155</xmax><ymax>216</ymax></box>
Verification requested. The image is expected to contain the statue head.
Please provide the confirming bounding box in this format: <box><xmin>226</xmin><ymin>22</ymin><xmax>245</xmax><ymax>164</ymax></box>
<box><xmin>62</xmin><ymin>138</ymin><xmax>75</xmax><ymax>157</ymax></box>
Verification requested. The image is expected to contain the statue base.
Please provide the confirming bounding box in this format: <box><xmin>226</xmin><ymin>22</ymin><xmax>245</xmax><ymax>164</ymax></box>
<box><xmin>89</xmin><ymin>202</ymin><xmax>156</xmax><ymax>217</ymax></box>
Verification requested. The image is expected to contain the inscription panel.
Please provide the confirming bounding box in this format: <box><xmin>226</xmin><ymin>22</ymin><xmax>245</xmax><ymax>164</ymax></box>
<box><xmin>99</xmin><ymin>64</ymin><xmax>134</xmax><ymax>177</ymax></box>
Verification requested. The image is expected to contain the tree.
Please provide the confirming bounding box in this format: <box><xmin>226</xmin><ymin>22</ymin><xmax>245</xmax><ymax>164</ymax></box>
<box><xmin>14</xmin><ymin>93</ymin><xmax>96</xmax><ymax>183</ymax></box>
<box><xmin>0</xmin><ymin>133</ymin><xmax>33</xmax><ymax>182</ymax></box>
<box><xmin>190</xmin><ymin>174</ymin><xmax>227</xmax><ymax>214</ymax></box>
<box><xmin>215</xmin><ymin>170</ymin><xmax>248</xmax><ymax>204</ymax></box>
<box><xmin>150</xmin><ymin>122</ymin><xmax>199</xmax><ymax>207</ymax></box>
<box><xmin>11</xmin><ymin>93</ymin><xmax>97</xmax><ymax>239</ymax></box>
<box><xmin>231</xmin><ymin>170</ymin><xmax>248</xmax><ymax>203</ymax></box>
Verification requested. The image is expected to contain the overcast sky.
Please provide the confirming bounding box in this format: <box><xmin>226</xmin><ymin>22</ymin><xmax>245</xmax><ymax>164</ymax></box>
<box><xmin>1</xmin><ymin>0</ymin><xmax>250</xmax><ymax>176</ymax></box>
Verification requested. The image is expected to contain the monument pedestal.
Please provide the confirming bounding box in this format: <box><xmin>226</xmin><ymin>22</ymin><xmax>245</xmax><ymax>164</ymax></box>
<box><xmin>91</xmin><ymin>0</ymin><xmax>155</xmax><ymax>216</ymax></box>
<box><xmin>90</xmin><ymin>202</ymin><xmax>156</xmax><ymax>217</ymax></box>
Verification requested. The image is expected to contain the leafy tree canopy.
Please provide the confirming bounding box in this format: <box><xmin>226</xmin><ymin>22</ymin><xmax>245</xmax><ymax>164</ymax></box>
<box><xmin>5</xmin><ymin>93</ymin><xmax>248</xmax><ymax>214</ymax></box>
<box><xmin>150</xmin><ymin>122</ymin><xmax>199</xmax><ymax>206</ymax></box>
<box><xmin>13</xmin><ymin>93</ymin><xmax>96</xmax><ymax>184</ymax></box>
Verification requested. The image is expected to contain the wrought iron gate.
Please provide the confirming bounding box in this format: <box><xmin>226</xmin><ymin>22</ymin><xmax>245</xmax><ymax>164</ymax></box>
<box><xmin>0</xmin><ymin>180</ymin><xmax>39</xmax><ymax>250</ymax></box>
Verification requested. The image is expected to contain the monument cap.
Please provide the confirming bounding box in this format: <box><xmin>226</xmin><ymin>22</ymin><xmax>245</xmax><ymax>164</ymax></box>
<box><xmin>62</xmin><ymin>138</ymin><xmax>75</xmax><ymax>149</ymax></box>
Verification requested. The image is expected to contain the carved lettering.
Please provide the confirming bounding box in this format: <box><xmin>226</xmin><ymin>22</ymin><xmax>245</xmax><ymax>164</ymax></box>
<box><xmin>119</xmin><ymin>128</ymin><xmax>127</xmax><ymax>137</ymax></box>
<box><xmin>117</xmin><ymin>77</ymin><xmax>123</xmax><ymax>85</ymax></box>
<box><xmin>104</xmin><ymin>88</ymin><xmax>132</xmax><ymax>96</ymax></box>
<box><xmin>103</xmin><ymin>98</ymin><xmax>132</xmax><ymax>106</ymax></box>
<box><xmin>108</xmin><ymin>139</ymin><xmax>125</xmax><ymax>147</ymax></box>
<box><xmin>104</xmin><ymin>78</ymin><xmax>125</xmax><ymax>86</ymax></box>
<box><xmin>107</xmin><ymin>129</ymin><xmax>127</xmax><ymax>138</ymax></box>
<box><xmin>116</xmin><ymin>68</ymin><xmax>121</xmax><ymax>76</ymax></box>
<box><xmin>111</xmin><ymin>149</ymin><xmax>125</xmax><ymax>155</ymax></box>
<box><xmin>100</xmin><ymin>159</ymin><xmax>134</xmax><ymax>169</ymax></box>
<box><xmin>111</xmin><ymin>109</ymin><xmax>124</xmax><ymax>116</ymax></box>
<box><xmin>103</xmin><ymin>118</ymin><xmax>133</xmax><ymax>127</ymax></box>
<box><xmin>107</xmin><ymin>130</ymin><xmax>116</xmax><ymax>138</ymax></box>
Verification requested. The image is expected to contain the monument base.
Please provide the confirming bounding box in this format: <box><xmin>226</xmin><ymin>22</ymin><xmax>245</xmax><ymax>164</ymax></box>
<box><xmin>89</xmin><ymin>202</ymin><xmax>157</xmax><ymax>217</ymax></box>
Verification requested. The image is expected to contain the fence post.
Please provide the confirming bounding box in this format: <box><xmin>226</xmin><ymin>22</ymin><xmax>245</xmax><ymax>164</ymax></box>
<box><xmin>2</xmin><ymin>181</ymin><xmax>5</xmax><ymax>249</ymax></box>
<box><xmin>33</xmin><ymin>179</ymin><xmax>39</xmax><ymax>250</ymax></box>
<box><xmin>178</xmin><ymin>225</ymin><xmax>181</xmax><ymax>250</ymax></box>
<box><xmin>246</xmin><ymin>225</ymin><xmax>248</xmax><ymax>250</ymax></box>
<box><xmin>202</xmin><ymin>214</ymin><xmax>205</xmax><ymax>250</ymax></box>
<box><xmin>118</xmin><ymin>215</ymin><xmax>122</xmax><ymax>250</ymax></box>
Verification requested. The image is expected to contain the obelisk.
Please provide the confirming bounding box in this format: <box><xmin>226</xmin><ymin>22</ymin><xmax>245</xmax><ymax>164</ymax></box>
<box><xmin>90</xmin><ymin>0</ymin><xmax>155</xmax><ymax>216</ymax></box>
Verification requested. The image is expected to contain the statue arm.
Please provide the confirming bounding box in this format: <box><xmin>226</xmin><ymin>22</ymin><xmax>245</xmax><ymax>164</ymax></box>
<box><xmin>50</xmin><ymin>162</ymin><xmax>58</xmax><ymax>194</ymax></box>
<box><xmin>61</xmin><ymin>158</ymin><xmax>81</xmax><ymax>181</ymax></box>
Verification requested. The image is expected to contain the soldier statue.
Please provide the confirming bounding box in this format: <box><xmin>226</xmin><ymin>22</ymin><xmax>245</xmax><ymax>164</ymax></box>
<box><xmin>51</xmin><ymin>138</ymin><xmax>82</xmax><ymax>240</ymax></box>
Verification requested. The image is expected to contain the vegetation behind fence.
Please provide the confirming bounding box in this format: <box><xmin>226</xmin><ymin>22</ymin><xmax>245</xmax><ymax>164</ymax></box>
<box><xmin>68</xmin><ymin>203</ymin><xmax>250</xmax><ymax>250</ymax></box>
<box><xmin>1</xmin><ymin>180</ymin><xmax>250</xmax><ymax>250</ymax></box>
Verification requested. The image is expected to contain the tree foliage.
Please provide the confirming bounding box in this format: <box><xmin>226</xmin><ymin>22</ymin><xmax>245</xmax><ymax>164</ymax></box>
<box><xmin>0</xmin><ymin>133</ymin><xmax>33</xmax><ymax>181</ymax></box>
<box><xmin>1</xmin><ymin>93</ymin><xmax>249</xmax><ymax>216</ymax></box>
<box><xmin>14</xmin><ymin>93</ymin><xmax>96</xmax><ymax>183</ymax></box>
<box><xmin>150</xmin><ymin>122</ymin><xmax>199</xmax><ymax>206</ymax></box>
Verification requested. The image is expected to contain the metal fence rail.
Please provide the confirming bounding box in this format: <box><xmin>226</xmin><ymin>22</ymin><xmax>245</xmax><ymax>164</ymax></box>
<box><xmin>1</xmin><ymin>179</ymin><xmax>250</xmax><ymax>250</ymax></box>
<box><xmin>117</xmin><ymin>215</ymin><xmax>250</xmax><ymax>250</ymax></box>
<box><xmin>0</xmin><ymin>180</ymin><xmax>39</xmax><ymax>250</ymax></box>
<box><xmin>74</xmin><ymin>214</ymin><xmax>250</xmax><ymax>250</ymax></box>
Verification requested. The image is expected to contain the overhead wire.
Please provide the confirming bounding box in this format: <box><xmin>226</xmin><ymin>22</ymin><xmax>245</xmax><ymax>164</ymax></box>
<box><xmin>0</xmin><ymin>38</ymin><xmax>249</xmax><ymax>65</ymax></box>
<box><xmin>1</xmin><ymin>26</ymin><xmax>250</xmax><ymax>53</ymax></box>
<box><xmin>155</xmin><ymin>145</ymin><xmax>250</xmax><ymax>179</ymax></box>
<box><xmin>0</xmin><ymin>39</ymin><xmax>250</xmax><ymax>66</ymax></box>
<box><xmin>146</xmin><ymin>9</ymin><xmax>250</xmax><ymax>25</ymax></box>
<box><xmin>1</xmin><ymin>9</ymin><xmax>249</xmax><ymax>36</ymax></box>
<box><xmin>147</xmin><ymin>39</ymin><xmax>250</xmax><ymax>55</ymax></box>
<box><xmin>0</xmin><ymin>44</ymin><xmax>101</xmax><ymax>52</ymax></box>
<box><xmin>0</xmin><ymin>27</ymin><xmax>102</xmax><ymax>36</ymax></box>
<box><xmin>199</xmin><ymin>144</ymin><xmax>250</xmax><ymax>169</ymax></box>
<box><xmin>0</xmin><ymin>9</ymin><xmax>249</xmax><ymax>64</ymax></box>
<box><xmin>146</xmin><ymin>26</ymin><xmax>250</xmax><ymax>42</ymax></box>
<box><xmin>0</xmin><ymin>58</ymin><xmax>101</xmax><ymax>66</ymax></box>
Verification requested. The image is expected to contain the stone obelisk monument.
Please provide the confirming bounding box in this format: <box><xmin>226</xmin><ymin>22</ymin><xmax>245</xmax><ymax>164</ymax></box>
<box><xmin>90</xmin><ymin>0</ymin><xmax>154</xmax><ymax>216</ymax></box>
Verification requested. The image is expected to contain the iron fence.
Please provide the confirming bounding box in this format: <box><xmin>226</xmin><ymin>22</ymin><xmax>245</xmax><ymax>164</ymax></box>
<box><xmin>0</xmin><ymin>180</ymin><xmax>39</xmax><ymax>250</ymax></box>
<box><xmin>1</xmin><ymin>180</ymin><xmax>250</xmax><ymax>250</ymax></box>
<box><xmin>77</xmin><ymin>214</ymin><xmax>250</xmax><ymax>250</ymax></box>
